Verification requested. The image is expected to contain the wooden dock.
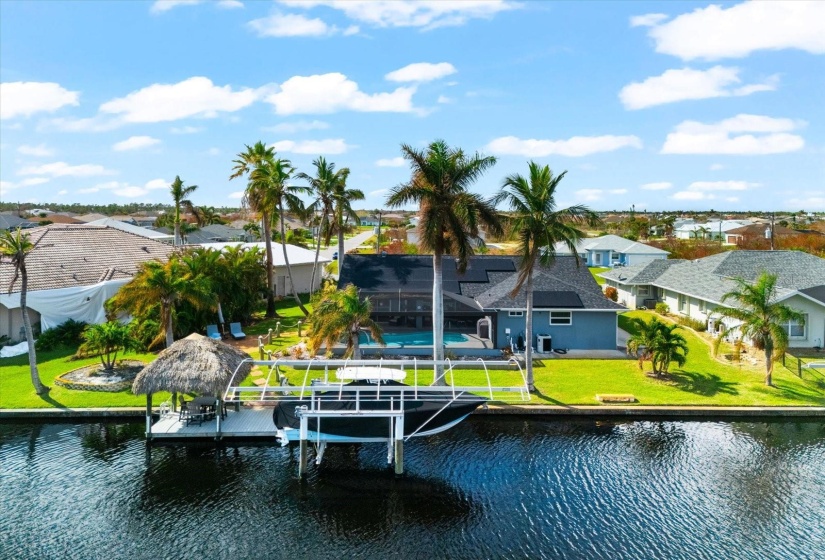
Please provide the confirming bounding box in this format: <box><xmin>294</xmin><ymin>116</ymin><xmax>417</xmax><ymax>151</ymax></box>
<box><xmin>149</xmin><ymin>407</ymin><xmax>277</xmax><ymax>440</ymax></box>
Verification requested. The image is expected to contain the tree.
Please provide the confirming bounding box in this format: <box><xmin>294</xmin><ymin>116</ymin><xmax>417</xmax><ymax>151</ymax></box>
<box><xmin>79</xmin><ymin>321</ymin><xmax>138</xmax><ymax>372</ymax></box>
<box><xmin>626</xmin><ymin>316</ymin><xmax>689</xmax><ymax>376</ymax></box>
<box><xmin>308</xmin><ymin>283</ymin><xmax>384</xmax><ymax>359</ymax></box>
<box><xmin>332</xmin><ymin>168</ymin><xmax>364</xmax><ymax>272</ymax></box>
<box><xmin>192</xmin><ymin>206</ymin><xmax>225</xmax><ymax>226</ymax></box>
<box><xmin>493</xmin><ymin>162</ymin><xmax>599</xmax><ymax>391</ymax></box>
<box><xmin>169</xmin><ymin>176</ymin><xmax>197</xmax><ymax>246</ymax></box>
<box><xmin>296</xmin><ymin>157</ymin><xmax>347</xmax><ymax>296</ymax></box>
<box><xmin>107</xmin><ymin>257</ymin><xmax>215</xmax><ymax>348</ymax></box>
<box><xmin>230</xmin><ymin>141</ymin><xmax>279</xmax><ymax>317</ymax></box>
<box><xmin>249</xmin><ymin>156</ymin><xmax>311</xmax><ymax>316</ymax></box>
<box><xmin>0</xmin><ymin>228</ymin><xmax>47</xmax><ymax>394</ymax></box>
<box><xmin>387</xmin><ymin>140</ymin><xmax>502</xmax><ymax>384</ymax></box>
<box><xmin>715</xmin><ymin>272</ymin><xmax>805</xmax><ymax>386</ymax></box>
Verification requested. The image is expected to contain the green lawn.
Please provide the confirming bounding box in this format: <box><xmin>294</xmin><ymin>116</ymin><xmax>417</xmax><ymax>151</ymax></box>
<box><xmin>590</xmin><ymin>266</ymin><xmax>610</xmax><ymax>285</ymax></box>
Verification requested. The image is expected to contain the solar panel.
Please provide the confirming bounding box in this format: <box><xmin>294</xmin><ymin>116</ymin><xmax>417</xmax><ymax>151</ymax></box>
<box><xmin>532</xmin><ymin>291</ymin><xmax>583</xmax><ymax>308</ymax></box>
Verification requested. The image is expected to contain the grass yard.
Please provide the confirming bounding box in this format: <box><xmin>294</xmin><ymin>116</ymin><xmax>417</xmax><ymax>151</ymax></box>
<box><xmin>590</xmin><ymin>266</ymin><xmax>610</xmax><ymax>285</ymax></box>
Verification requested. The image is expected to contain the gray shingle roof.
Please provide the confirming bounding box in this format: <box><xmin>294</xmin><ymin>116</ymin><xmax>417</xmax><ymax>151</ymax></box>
<box><xmin>554</xmin><ymin>234</ymin><xmax>669</xmax><ymax>255</ymax></box>
<box><xmin>0</xmin><ymin>214</ymin><xmax>36</xmax><ymax>230</ymax></box>
<box><xmin>0</xmin><ymin>224</ymin><xmax>175</xmax><ymax>293</ymax></box>
<box><xmin>599</xmin><ymin>259</ymin><xmax>683</xmax><ymax>284</ymax></box>
<box><xmin>184</xmin><ymin>224</ymin><xmax>248</xmax><ymax>244</ymax></box>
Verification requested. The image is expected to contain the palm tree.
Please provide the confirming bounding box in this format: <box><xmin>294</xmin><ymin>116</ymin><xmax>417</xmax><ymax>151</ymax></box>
<box><xmin>192</xmin><ymin>206</ymin><xmax>224</xmax><ymax>226</ymax></box>
<box><xmin>308</xmin><ymin>283</ymin><xmax>384</xmax><ymax>359</ymax></box>
<box><xmin>79</xmin><ymin>321</ymin><xmax>138</xmax><ymax>372</ymax></box>
<box><xmin>107</xmin><ymin>257</ymin><xmax>215</xmax><ymax>348</ymax></box>
<box><xmin>386</xmin><ymin>140</ymin><xmax>502</xmax><ymax>384</ymax></box>
<box><xmin>0</xmin><ymin>228</ymin><xmax>47</xmax><ymax>394</ymax></box>
<box><xmin>651</xmin><ymin>323</ymin><xmax>689</xmax><ymax>375</ymax></box>
<box><xmin>249</xmin><ymin>156</ymin><xmax>311</xmax><ymax>316</ymax></box>
<box><xmin>296</xmin><ymin>157</ymin><xmax>347</xmax><ymax>296</ymax></box>
<box><xmin>716</xmin><ymin>272</ymin><xmax>805</xmax><ymax>386</ymax></box>
<box><xmin>169</xmin><ymin>176</ymin><xmax>197</xmax><ymax>246</ymax></box>
<box><xmin>493</xmin><ymin>162</ymin><xmax>600</xmax><ymax>391</ymax></box>
<box><xmin>230</xmin><ymin>141</ymin><xmax>278</xmax><ymax>317</ymax></box>
<box><xmin>332</xmin><ymin>171</ymin><xmax>364</xmax><ymax>272</ymax></box>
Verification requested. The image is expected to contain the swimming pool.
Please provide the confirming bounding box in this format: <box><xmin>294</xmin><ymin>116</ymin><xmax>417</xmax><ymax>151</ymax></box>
<box><xmin>359</xmin><ymin>331</ymin><xmax>469</xmax><ymax>347</ymax></box>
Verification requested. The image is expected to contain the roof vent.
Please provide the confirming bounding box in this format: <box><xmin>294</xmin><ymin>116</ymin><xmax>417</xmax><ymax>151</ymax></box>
<box><xmin>142</xmin><ymin>246</ymin><xmax>150</xmax><ymax>252</ymax></box>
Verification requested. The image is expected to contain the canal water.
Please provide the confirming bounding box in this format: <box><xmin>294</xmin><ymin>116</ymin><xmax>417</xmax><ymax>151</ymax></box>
<box><xmin>1</xmin><ymin>417</ymin><xmax>823</xmax><ymax>560</ymax></box>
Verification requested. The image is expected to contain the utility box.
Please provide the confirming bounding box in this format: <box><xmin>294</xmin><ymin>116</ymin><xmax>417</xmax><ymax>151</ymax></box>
<box><xmin>537</xmin><ymin>335</ymin><xmax>552</xmax><ymax>353</ymax></box>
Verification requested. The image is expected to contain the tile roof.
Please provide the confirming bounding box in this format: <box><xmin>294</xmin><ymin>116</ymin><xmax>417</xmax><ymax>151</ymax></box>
<box><xmin>0</xmin><ymin>224</ymin><xmax>175</xmax><ymax>293</ymax></box>
<box><xmin>553</xmin><ymin>234</ymin><xmax>669</xmax><ymax>255</ymax></box>
<box><xmin>87</xmin><ymin>218</ymin><xmax>173</xmax><ymax>240</ymax></box>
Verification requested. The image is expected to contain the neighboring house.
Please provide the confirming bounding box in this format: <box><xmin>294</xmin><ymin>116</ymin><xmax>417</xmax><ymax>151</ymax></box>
<box><xmin>199</xmin><ymin>241</ymin><xmax>329</xmax><ymax>295</ymax></box>
<box><xmin>552</xmin><ymin>234</ymin><xmax>669</xmax><ymax>267</ymax></box>
<box><xmin>360</xmin><ymin>215</ymin><xmax>381</xmax><ymax>227</ymax></box>
<box><xmin>87</xmin><ymin>218</ymin><xmax>175</xmax><ymax>243</ymax></box>
<box><xmin>724</xmin><ymin>223</ymin><xmax>797</xmax><ymax>245</ymax></box>
<box><xmin>0</xmin><ymin>214</ymin><xmax>36</xmax><ymax>231</ymax></box>
<box><xmin>41</xmin><ymin>214</ymin><xmax>83</xmax><ymax>224</ymax></box>
<box><xmin>184</xmin><ymin>224</ymin><xmax>251</xmax><ymax>244</ymax></box>
<box><xmin>600</xmin><ymin>250</ymin><xmax>825</xmax><ymax>349</ymax></box>
<box><xmin>131</xmin><ymin>215</ymin><xmax>158</xmax><ymax>228</ymax></box>
<box><xmin>74</xmin><ymin>213</ymin><xmax>111</xmax><ymax>223</ymax></box>
<box><xmin>338</xmin><ymin>254</ymin><xmax>624</xmax><ymax>351</ymax></box>
<box><xmin>673</xmin><ymin>220</ymin><xmax>749</xmax><ymax>240</ymax></box>
<box><xmin>0</xmin><ymin>224</ymin><xmax>174</xmax><ymax>342</ymax></box>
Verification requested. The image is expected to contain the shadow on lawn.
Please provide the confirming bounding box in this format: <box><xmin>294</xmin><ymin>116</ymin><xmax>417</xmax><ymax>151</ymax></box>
<box><xmin>37</xmin><ymin>389</ymin><xmax>68</xmax><ymax>409</ymax></box>
<box><xmin>666</xmin><ymin>370</ymin><xmax>739</xmax><ymax>397</ymax></box>
<box><xmin>529</xmin><ymin>387</ymin><xmax>570</xmax><ymax>406</ymax></box>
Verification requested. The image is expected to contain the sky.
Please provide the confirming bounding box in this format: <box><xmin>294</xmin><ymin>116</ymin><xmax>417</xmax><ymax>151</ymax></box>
<box><xmin>1</xmin><ymin>0</ymin><xmax>824</xmax><ymax>212</ymax></box>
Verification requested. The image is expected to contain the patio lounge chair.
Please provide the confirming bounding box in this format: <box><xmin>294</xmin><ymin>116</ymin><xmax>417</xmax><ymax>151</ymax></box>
<box><xmin>229</xmin><ymin>322</ymin><xmax>246</xmax><ymax>340</ymax></box>
<box><xmin>206</xmin><ymin>324</ymin><xmax>222</xmax><ymax>340</ymax></box>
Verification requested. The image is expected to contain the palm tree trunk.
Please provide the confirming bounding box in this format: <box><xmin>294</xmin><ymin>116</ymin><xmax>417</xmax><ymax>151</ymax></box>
<box><xmin>165</xmin><ymin>308</ymin><xmax>174</xmax><ymax>348</ymax></box>
<box><xmin>765</xmin><ymin>346</ymin><xmax>773</xmax><ymax>386</ymax></box>
<box><xmin>337</xmin><ymin>212</ymin><xmax>345</xmax><ymax>274</ymax></box>
<box><xmin>433</xmin><ymin>251</ymin><xmax>445</xmax><ymax>385</ymax></box>
<box><xmin>279</xmin><ymin>201</ymin><xmax>309</xmax><ymax>316</ymax></box>
<box><xmin>20</xmin><ymin>264</ymin><xmax>46</xmax><ymax>394</ymax></box>
<box><xmin>308</xmin><ymin>214</ymin><xmax>325</xmax><ymax>296</ymax></box>
<box><xmin>352</xmin><ymin>328</ymin><xmax>361</xmax><ymax>360</ymax></box>
<box><xmin>524</xmin><ymin>269</ymin><xmax>535</xmax><ymax>392</ymax></box>
<box><xmin>262</xmin><ymin>212</ymin><xmax>276</xmax><ymax>318</ymax></box>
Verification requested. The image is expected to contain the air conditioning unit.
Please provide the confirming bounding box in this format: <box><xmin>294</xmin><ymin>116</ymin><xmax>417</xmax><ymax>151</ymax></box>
<box><xmin>537</xmin><ymin>335</ymin><xmax>552</xmax><ymax>353</ymax></box>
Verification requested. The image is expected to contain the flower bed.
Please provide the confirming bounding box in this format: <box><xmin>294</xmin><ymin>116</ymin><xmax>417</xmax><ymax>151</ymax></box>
<box><xmin>54</xmin><ymin>360</ymin><xmax>146</xmax><ymax>392</ymax></box>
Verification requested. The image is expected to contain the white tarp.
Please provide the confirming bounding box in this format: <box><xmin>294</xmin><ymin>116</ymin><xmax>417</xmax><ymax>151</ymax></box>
<box><xmin>0</xmin><ymin>279</ymin><xmax>129</xmax><ymax>331</ymax></box>
<box><xmin>0</xmin><ymin>340</ymin><xmax>29</xmax><ymax>358</ymax></box>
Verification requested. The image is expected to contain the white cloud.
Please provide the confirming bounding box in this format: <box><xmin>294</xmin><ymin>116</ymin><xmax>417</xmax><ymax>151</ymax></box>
<box><xmin>145</xmin><ymin>178</ymin><xmax>168</xmax><ymax>190</ymax></box>
<box><xmin>369</xmin><ymin>188</ymin><xmax>388</xmax><ymax>196</ymax></box>
<box><xmin>709</xmin><ymin>163</ymin><xmax>725</xmax><ymax>171</ymax></box>
<box><xmin>662</xmin><ymin>114</ymin><xmax>805</xmax><ymax>155</ymax></box>
<box><xmin>385</xmin><ymin>62</ymin><xmax>457</xmax><ymax>83</ymax></box>
<box><xmin>671</xmin><ymin>191</ymin><xmax>707</xmax><ymax>201</ymax></box>
<box><xmin>375</xmin><ymin>157</ymin><xmax>405</xmax><ymax>167</ymax></box>
<box><xmin>229</xmin><ymin>191</ymin><xmax>245</xmax><ymax>199</ymax></box>
<box><xmin>630</xmin><ymin>13</ymin><xmax>668</xmax><ymax>27</ymax></box>
<box><xmin>0</xmin><ymin>180</ymin><xmax>14</xmax><ymax>192</ymax></box>
<box><xmin>206</xmin><ymin>148</ymin><xmax>221</xmax><ymax>156</ymax></box>
<box><xmin>280</xmin><ymin>0</ymin><xmax>519</xmax><ymax>30</ymax></box>
<box><xmin>249</xmin><ymin>13</ymin><xmax>336</xmax><ymax>37</ymax></box>
<box><xmin>171</xmin><ymin>125</ymin><xmax>204</xmax><ymax>134</ymax></box>
<box><xmin>265</xmin><ymin>73</ymin><xmax>415</xmax><ymax>114</ymax></box>
<box><xmin>0</xmin><ymin>82</ymin><xmax>80</xmax><ymax>119</ymax></box>
<box><xmin>0</xmin><ymin>177</ymin><xmax>50</xmax><ymax>191</ymax></box>
<box><xmin>80</xmin><ymin>179</ymin><xmax>167</xmax><ymax>198</ymax></box>
<box><xmin>672</xmin><ymin>180</ymin><xmax>760</xmax><ymax>201</ymax></box>
<box><xmin>17</xmin><ymin>161</ymin><xmax>116</xmax><ymax>178</ymax></box>
<box><xmin>265</xmin><ymin>120</ymin><xmax>330</xmax><ymax>133</ymax></box>
<box><xmin>486</xmin><ymin>135</ymin><xmax>642</xmax><ymax>157</ymax></box>
<box><xmin>609</xmin><ymin>189</ymin><xmax>628</xmax><ymax>195</ymax></box>
<box><xmin>575</xmin><ymin>189</ymin><xmax>604</xmax><ymax>201</ymax></box>
<box><xmin>113</xmin><ymin>135</ymin><xmax>161</xmax><ymax>151</ymax></box>
<box><xmin>271</xmin><ymin>138</ymin><xmax>352</xmax><ymax>154</ymax></box>
<box><xmin>17</xmin><ymin>144</ymin><xmax>54</xmax><ymax>157</ymax></box>
<box><xmin>44</xmin><ymin>115</ymin><xmax>122</xmax><ymax>132</ymax></box>
<box><xmin>150</xmin><ymin>0</ymin><xmax>201</xmax><ymax>14</ymax></box>
<box><xmin>619</xmin><ymin>66</ymin><xmax>777</xmax><ymax>110</ymax></box>
<box><xmin>100</xmin><ymin>77</ymin><xmax>261</xmax><ymax>123</ymax></box>
<box><xmin>57</xmin><ymin>189</ymin><xmax>68</xmax><ymax>196</ymax></box>
<box><xmin>640</xmin><ymin>182</ymin><xmax>672</xmax><ymax>191</ymax></box>
<box><xmin>218</xmin><ymin>0</ymin><xmax>243</xmax><ymax>8</ymax></box>
<box><xmin>645</xmin><ymin>1</ymin><xmax>825</xmax><ymax>60</ymax></box>
<box><xmin>437</xmin><ymin>95</ymin><xmax>452</xmax><ymax>104</ymax></box>
<box><xmin>786</xmin><ymin>194</ymin><xmax>825</xmax><ymax>210</ymax></box>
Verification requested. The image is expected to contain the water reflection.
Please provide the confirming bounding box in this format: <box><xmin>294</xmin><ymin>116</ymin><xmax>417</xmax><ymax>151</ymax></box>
<box><xmin>79</xmin><ymin>422</ymin><xmax>144</xmax><ymax>460</ymax></box>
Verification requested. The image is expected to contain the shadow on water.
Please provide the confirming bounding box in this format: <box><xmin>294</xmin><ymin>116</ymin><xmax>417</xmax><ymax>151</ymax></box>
<box><xmin>668</xmin><ymin>370</ymin><xmax>739</xmax><ymax>396</ymax></box>
<box><xmin>79</xmin><ymin>422</ymin><xmax>145</xmax><ymax>460</ymax></box>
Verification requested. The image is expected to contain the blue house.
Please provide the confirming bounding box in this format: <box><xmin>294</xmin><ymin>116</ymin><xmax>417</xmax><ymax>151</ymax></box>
<box><xmin>337</xmin><ymin>255</ymin><xmax>623</xmax><ymax>352</ymax></box>
<box><xmin>553</xmin><ymin>234</ymin><xmax>668</xmax><ymax>267</ymax></box>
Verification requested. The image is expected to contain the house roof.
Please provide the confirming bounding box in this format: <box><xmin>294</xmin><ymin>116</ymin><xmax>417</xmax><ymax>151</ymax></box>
<box><xmin>74</xmin><ymin>213</ymin><xmax>110</xmax><ymax>223</ymax></box>
<box><xmin>601</xmin><ymin>250</ymin><xmax>825</xmax><ymax>306</ymax></box>
<box><xmin>183</xmin><ymin>224</ymin><xmax>248</xmax><ymax>244</ymax></box>
<box><xmin>724</xmin><ymin>223</ymin><xmax>796</xmax><ymax>236</ymax></box>
<box><xmin>674</xmin><ymin>220</ymin><xmax>749</xmax><ymax>233</ymax></box>
<box><xmin>0</xmin><ymin>214</ymin><xmax>36</xmax><ymax>230</ymax></box>
<box><xmin>0</xmin><ymin>224</ymin><xmax>175</xmax><ymax>293</ymax></box>
<box><xmin>553</xmin><ymin>234</ymin><xmax>669</xmax><ymax>255</ymax></box>
<box><xmin>87</xmin><ymin>218</ymin><xmax>173</xmax><ymax>240</ymax></box>
<box><xmin>600</xmin><ymin>259</ymin><xmax>684</xmax><ymax>285</ymax></box>
<box><xmin>338</xmin><ymin>254</ymin><xmax>623</xmax><ymax>311</ymax></box>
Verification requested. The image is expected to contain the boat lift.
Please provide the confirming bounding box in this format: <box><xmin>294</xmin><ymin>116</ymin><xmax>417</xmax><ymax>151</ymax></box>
<box><xmin>222</xmin><ymin>357</ymin><xmax>529</xmax><ymax>476</ymax></box>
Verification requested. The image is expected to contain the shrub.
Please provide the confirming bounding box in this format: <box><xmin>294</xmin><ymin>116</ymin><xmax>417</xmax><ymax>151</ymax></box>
<box><xmin>677</xmin><ymin>315</ymin><xmax>707</xmax><ymax>332</ymax></box>
<box><xmin>35</xmin><ymin>319</ymin><xmax>88</xmax><ymax>350</ymax></box>
<box><xmin>604</xmin><ymin>286</ymin><xmax>618</xmax><ymax>302</ymax></box>
<box><xmin>655</xmin><ymin>302</ymin><xmax>670</xmax><ymax>315</ymax></box>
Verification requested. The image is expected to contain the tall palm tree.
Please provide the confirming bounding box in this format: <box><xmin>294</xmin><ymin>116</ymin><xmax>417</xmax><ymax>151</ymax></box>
<box><xmin>493</xmin><ymin>162</ymin><xmax>600</xmax><ymax>391</ymax></box>
<box><xmin>308</xmin><ymin>283</ymin><xmax>384</xmax><ymax>359</ymax></box>
<box><xmin>332</xmin><ymin>171</ymin><xmax>364</xmax><ymax>272</ymax></box>
<box><xmin>0</xmin><ymin>228</ymin><xmax>47</xmax><ymax>394</ymax></box>
<box><xmin>249</xmin><ymin>156</ymin><xmax>311</xmax><ymax>316</ymax></box>
<box><xmin>230</xmin><ymin>141</ymin><xmax>278</xmax><ymax>317</ymax></box>
<box><xmin>296</xmin><ymin>157</ymin><xmax>347</xmax><ymax>295</ymax></box>
<box><xmin>716</xmin><ymin>272</ymin><xmax>805</xmax><ymax>386</ymax></box>
<box><xmin>107</xmin><ymin>257</ymin><xmax>215</xmax><ymax>348</ymax></box>
<box><xmin>386</xmin><ymin>140</ymin><xmax>502</xmax><ymax>384</ymax></box>
<box><xmin>169</xmin><ymin>176</ymin><xmax>197</xmax><ymax>246</ymax></box>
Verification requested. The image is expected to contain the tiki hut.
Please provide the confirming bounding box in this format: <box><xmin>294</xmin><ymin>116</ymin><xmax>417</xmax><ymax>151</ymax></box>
<box><xmin>133</xmin><ymin>333</ymin><xmax>252</xmax><ymax>397</ymax></box>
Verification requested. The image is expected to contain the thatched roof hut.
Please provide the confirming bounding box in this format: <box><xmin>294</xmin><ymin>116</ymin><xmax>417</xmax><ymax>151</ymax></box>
<box><xmin>132</xmin><ymin>333</ymin><xmax>252</xmax><ymax>396</ymax></box>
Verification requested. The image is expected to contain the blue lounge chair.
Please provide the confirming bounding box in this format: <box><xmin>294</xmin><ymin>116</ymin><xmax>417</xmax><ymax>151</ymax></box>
<box><xmin>206</xmin><ymin>324</ymin><xmax>222</xmax><ymax>340</ymax></box>
<box><xmin>229</xmin><ymin>322</ymin><xmax>246</xmax><ymax>340</ymax></box>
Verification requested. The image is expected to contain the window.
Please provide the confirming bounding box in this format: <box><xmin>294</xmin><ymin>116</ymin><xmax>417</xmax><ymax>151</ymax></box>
<box><xmin>678</xmin><ymin>294</ymin><xmax>687</xmax><ymax>313</ymax></box>
<box><xmin>611</xmin><ymin>252</ymin><xmax>620</xmax><ymax>263</ymax></box>
<box><xmin>781</xmin><ymin>315</ymin><xmax>808</xmax><ymax>338</ymax></box>
<box><xmin>550</xmin><ymin>311</ymin><xmax>572</xmax><ymax>325</ymax></box>
<box><xmin>508</xmin><ymin>311</ymin><xmax>524</xmax><ymax>317</ymax></box>
<box><xmin>698</xmin><ymin>300</ymin><xmax>706</xmax><ymax>313</ymax></box>
<box><xmin>637</xmin><ymin>285</ymin><xmax>650</xmax><ymax>297</ymax></box>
